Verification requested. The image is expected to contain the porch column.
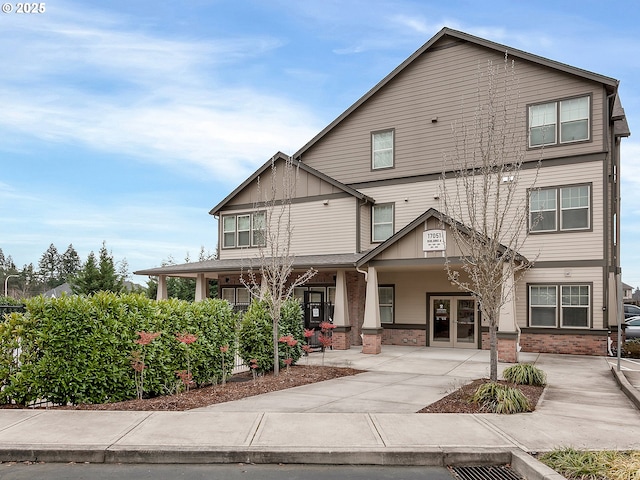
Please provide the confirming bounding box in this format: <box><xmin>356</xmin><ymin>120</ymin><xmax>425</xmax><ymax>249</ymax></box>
<box><xmin>332</xmin><ymin>269</ymin><xmax>351</xmax><ymax>350</ymax></box>
<box><xmin>156</xmin><ymin>275</ymin><xmax>168</xmax><ymax>301</ymax></box>
<box><xmin>497</xmin><ymin>264</ymin><xmax>519</xmax><ymax>363</ymax></box>
<box><xmin>195</xmin><ymin>273</ymin><xmax>208</xmax><ymax>302</ymax></box>
<box><xmin>362</xmin><ymin>265</ymin><xmax>382</xmax><ymax>354</ymax></box>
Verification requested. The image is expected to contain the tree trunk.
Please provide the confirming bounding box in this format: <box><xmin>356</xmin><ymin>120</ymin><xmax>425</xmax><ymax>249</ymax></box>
<box><xmin>273</xmin><ymin>320</ymin><xmax>279</xmax><ymax>377</ymax></box>
<box><xmin>489</xmin><ymin>322</ymin><xmax>498</xmax><ymax>382</ymax></box>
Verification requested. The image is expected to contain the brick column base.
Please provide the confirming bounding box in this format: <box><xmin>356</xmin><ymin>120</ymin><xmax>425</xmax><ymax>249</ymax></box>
<box><xmin>498</xmin><ymin>333</ymin><xmax>519</xmax><ymax>363</ymax></box>
<box><xmin>332</xmin><ymin>327</ymin><xmax>351</xmax><ymax>350</ymax></box>
<box><xmin>361</xmin><ymin>328</ymin><xmax>383</xmax><ymax>354</ymax></box>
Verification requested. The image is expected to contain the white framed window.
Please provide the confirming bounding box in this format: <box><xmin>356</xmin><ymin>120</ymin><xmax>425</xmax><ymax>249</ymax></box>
<box><xmin>236</xmin><ymin>287</ymin><xmax>251</xmax><ymax>304</ymax></box>
<box><xmin>561</xmin><ymin>285</ymin><xmax>590</xmax><ymax>328</ymax></box>
<box><xmin>222</xmin><ymin>216</ymin><xmax>236</xmax><ymax>248</ymax></box>
<box><xmin>529</xmin><ymin>185</ymin><xmax>590</xmax><ymax>232</ymax></box>
<box><xmin>529</xmin><ymin>95</ymin><xmax>590</xmax><ymax>147</ymax></box>
<box><xmin>529</xmin><ymin>284</ymin><xmax>590</xmax><ymax>329</ymax></box>
<box><xmin>372</xmin><ymin>204</ymin><xmax>393</xmax><ymax>243</ymax></box>
<box><xmin>560</xmin><ymin>185</ymin><xmax>590</xmax><ymax>230</ymax></box>
<box><xmin>529</xmin><ymin>102</ymin><xmax>556</xmax><ymax>147</ymax></box>
<box><xmin>530</xmin><ymin>188</ymin><xmax>557</xmax><ymax>232</ymax></box>
<box><xmin>372</xmin><ymin>129</ymin><xmax>394</xmax><ymax>169</ymax></box>
<box><xmin>221</xmin><ymin>211</ymin><xmax>266</xmax><ymax>248</ymax></box>
<box><xmin>252</xmin><ymin>211</ymin><xmax>266</xmax><ymax>246</ymax></box>
<box><xmin>530</xmin><ymin>285</ymin><xmax>557</xmax><ymax>327</ymax></box>
<box><xmin>560</xmin><ymin>97</ymin><xmax>590</xmax><ymax>143</ymax></box>
<box><xmin>237</xmin><ymin>214</ymin><xmax>251</xmax><ymax>247</ymax></box>
<box><xmin>378</xmin><ymin>285</ymin><xmax>394</xmax><ymax>324</ymax></box>
<box><xmin>221</xmin><ymin>287</ymin><xmax>236</xmax><ymax>303</ymax></box>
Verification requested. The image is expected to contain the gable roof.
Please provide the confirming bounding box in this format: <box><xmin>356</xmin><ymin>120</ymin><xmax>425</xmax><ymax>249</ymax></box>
<box><xmin>294</xmin><ymin>27</ymin><xmax>620</xmax><ymax>161</ymax></box>
<box><xmin>356</xmin><ymin>207</ymin><xmax>528</xmax><ymax>267</ymax></box>
<box><xmin>209</xmin><ymin>151</ymin><xmax>374</xmax><ymax>215</ymax></box>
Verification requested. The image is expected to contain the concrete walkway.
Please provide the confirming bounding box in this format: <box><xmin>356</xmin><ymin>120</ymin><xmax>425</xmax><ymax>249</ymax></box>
<box><xmin>0</xmin><ymin>347</ymin><xmax>638</xmax><ymax>475</ymax></box>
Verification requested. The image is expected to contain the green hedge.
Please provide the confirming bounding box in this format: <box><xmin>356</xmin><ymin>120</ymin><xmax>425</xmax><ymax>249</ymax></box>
<box><xmin>238</xmin><ymin>298</ymin><xmax>304</xmax><ymax>373</ymax></box>
<box><xmin>0</xmin><ymin>293</ymin><xmax>238</xmax><ymax>405</ymax></box>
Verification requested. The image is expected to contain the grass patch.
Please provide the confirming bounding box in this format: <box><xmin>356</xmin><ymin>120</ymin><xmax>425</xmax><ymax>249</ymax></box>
<box><xmin>538</xmin><ymin>448</ymin><xmax>640</xmax><ymax>480</ymax></box>
<box><xmin>502</xmin><ymin>363</ymin><xmax>546</xmax><ymax>386</ymax></box>
<box><xmin>471</xmin><ymin>381</ymin><xmax>530</xmax><ymax>414</ymax></box>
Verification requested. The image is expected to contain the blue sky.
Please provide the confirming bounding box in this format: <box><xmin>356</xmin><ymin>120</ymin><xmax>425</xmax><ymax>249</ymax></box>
<box><xmin>1</xmin><ymin>0</ymin><xmax>639</xmax><ymax>288</ymax></box>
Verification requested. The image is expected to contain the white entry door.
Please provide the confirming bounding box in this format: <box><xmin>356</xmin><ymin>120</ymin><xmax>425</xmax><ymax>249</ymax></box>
<box><xmin>429</xmin><ymin>296</ymin><xmax>477</xmax><ymax>348</ymax></box>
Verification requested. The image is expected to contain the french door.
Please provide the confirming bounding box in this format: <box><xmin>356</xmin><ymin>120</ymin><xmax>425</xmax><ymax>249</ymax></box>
<box><xmin>429</xmin><ymin>296</ymin><xmax>477</xmax><ymax>348</ymax></box>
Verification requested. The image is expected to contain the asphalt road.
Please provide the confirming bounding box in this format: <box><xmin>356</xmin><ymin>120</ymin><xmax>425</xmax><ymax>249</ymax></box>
<box><xmin>0</xmin><ymin>463</ymin><xmax>456</xmax><ymax>480</ymax></box>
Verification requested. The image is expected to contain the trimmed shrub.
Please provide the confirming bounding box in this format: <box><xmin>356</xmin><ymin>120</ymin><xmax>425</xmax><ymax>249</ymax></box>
<box><xmin>0</xmin><ymin>293</ymin><xmax>238</xmax><ymax>405</ymax></box>
<box><xmin>472</xmin><ymin>381</ymin><xmax>531</xmax><ymax>414</ymax></box>
<box><xmin>622</xmin><ymin>339</ymin><xmax>640</xmax><ymax>359</ymax></box>
<box><xmin>502</xmin><ymin>363</ymin><xmax>546</xmax><ymax>386</ymax></box>
<box><xmin>238</xmin><ymin>298</ymin><xmax>304</xmax><ymax>373</ymax></box>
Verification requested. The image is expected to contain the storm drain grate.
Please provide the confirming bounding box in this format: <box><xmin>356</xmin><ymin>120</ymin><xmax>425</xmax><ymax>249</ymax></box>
<box><xmin>449</xmin><ymin>465</ymin><xmax>522</xmax><ymax>480</ymax></box>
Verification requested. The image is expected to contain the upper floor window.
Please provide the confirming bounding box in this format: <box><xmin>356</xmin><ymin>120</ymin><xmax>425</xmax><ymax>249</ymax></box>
<box><xmin>529</xmin><ymin>284</ymin><xmax>590</xmax><ymax>328</ymax></box>
<box><xmin>529</xmin><ymin>185</ymin><xmax>590</xmax><ymax>232</ymax></box>
<box><xmin>222</xmin><ymin>211</ymin><xmax>266</xmax><ymax>248</ymax></box>
<box><xmin>529</xmin><ymin>95</ymin><xmax>590</xmax><ymax>147</ymax></box>
<box><xmin>372</xmin><ymin>203</ymin><xmax>394</xmax><ymax>242</ymax></box>
<box><xmin>372</xmin><ymin>129</ymin><xmax>394</xmax><ymax>169</ymax></box>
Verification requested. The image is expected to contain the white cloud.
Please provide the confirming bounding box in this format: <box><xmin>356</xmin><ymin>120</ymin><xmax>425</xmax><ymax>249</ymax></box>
<box><xmin>0</xmin><ymin>2</ymin><xmax>321</xmax><ymax>184</ymax></box>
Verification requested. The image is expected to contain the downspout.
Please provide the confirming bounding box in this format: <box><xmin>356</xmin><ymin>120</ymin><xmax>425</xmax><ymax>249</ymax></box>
<box><xmin>356</xmin><ymin>265</ymin><xmax>368</xmax><ymax>282</ymax></box>
<box><xmin>603</xmin><ymin>92</ymin><xmax>616</xmax><ymax>330</ymax></box>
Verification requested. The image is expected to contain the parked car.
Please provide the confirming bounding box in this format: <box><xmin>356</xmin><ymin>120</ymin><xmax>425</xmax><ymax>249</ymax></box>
<box><xmin>624</xmin><ymin>304</ymin><xmax>640</xmax><ymax>320</ymax></box>
<box><xmin>624</xmin><ymin>316</ymin><xmax>640</xmax><ymax>339</ymax></box>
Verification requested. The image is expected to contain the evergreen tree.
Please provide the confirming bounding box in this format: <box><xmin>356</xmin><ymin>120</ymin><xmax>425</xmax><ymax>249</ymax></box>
<box><xmin>38</xmin><ymin>243</ymin><xmax>62</xmax><ymax>288</ymax></box>
<box><xmin>70</xmin><ymin>242</ymin><xmax>125</xmax><ymax>295</ymax></box>
<box><xmin>97</xmin><ymin>242</ymin><xmax>124</xmax><ymax>293</ymax></box>
<box><xmin>70</xmin><ymin>252</ymin><xmax>101</xmax><ymax>295</ymax></box>
<box><xmin>60</xmin><ymin>244</ymin><xmax>81</xmax><ymax>282</ymax></box>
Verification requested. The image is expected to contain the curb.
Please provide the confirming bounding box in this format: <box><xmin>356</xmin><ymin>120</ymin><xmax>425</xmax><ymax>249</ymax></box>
<box><xmin>611</xmin><ymin>366</ymin><xmax>640</xmax><ymax>410</ymax></box>
<box><xmin>0</xmin><ymin>446</ymin><xmax>565</xmax><ymax>479</ymax></box>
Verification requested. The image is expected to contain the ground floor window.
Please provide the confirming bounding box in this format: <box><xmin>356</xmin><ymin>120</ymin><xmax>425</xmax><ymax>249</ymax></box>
<box><xmin>379</xmin><ymin>285</ymin><xmax>394</xmax><ymax>324</ymax></box>
<box><xmin>221</xmin><ymin>287</ymin><xmax>250</xmax><ymax>304</ymax></box>
<box><xmin>529</xmin><ymin>284</ymin><xmax>590</xmax><ymax>328</ymax></box>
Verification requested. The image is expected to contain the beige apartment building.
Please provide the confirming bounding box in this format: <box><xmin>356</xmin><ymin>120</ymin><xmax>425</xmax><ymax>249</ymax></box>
<box><xmin>136</xmin><ymin>28</ymin><xmax>630</xmax><ymax>360</ymax></box>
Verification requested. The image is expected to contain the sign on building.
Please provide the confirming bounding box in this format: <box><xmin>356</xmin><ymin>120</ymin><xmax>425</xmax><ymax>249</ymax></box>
<box><xmin>423</xmin><ymin>229</ymin><xmax>446</xmax><ymax>251</ymax></box>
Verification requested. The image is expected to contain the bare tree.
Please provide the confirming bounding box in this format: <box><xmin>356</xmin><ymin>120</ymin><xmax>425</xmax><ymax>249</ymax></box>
<box><xmin>440</xmin><ymin>55</ymin><xmax>539</xmax><ymax>381</ymax></box>
<box><xmin>241</xmin><ymin>155</ymin><xmax>316</xmax><ymax>376</ymax></box>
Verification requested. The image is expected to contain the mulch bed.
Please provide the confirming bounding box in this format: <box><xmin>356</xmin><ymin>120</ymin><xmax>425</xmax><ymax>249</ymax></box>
<box><xmin>418</xmin><ymin>378</ymin><xmax>545</xmax><ymax>413</ymax></box>
<box><xmin>2</xmin><ymin>367</ymin><xmax>544</xmax><ymax>413</ymax></box>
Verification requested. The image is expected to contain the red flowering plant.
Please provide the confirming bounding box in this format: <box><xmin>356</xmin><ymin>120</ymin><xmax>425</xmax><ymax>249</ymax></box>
<box><xmin>175</xmin><ymin>332</ymin><xmax>198</xmax><ymax>391</ymax></box>
<box><xmin>318</xmin><ymin>321</ymin><xmax>336</xmax><ymax>366</ymax></box>
<box><xmin>131</xmin><ymin>331</ymin><xmax>161</xmax><ymax>400</ymax></box>
<box><xmin>278</xmin><ymin>335</ymin><xmax>298</xmax><ymax>372</ymax></box>
<box><xmin>250</xmin><ymin>358</ymin><xmax>259</xmax><ymax>382</ymax></box>
<box><xmin>302</xmin><ymin>328</ymin><xmax>315</xmax><ymax>364</ymax></box>
<box><xmin>175</xmin><ymin>370</ymin><xmax>194</xmax><ymax>391</ymax></box>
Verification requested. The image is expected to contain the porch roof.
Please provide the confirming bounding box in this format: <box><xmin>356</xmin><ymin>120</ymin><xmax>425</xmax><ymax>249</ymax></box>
<box><xmin>134</xmin><ymin>252</ymin><xmax>367</xmax><ymax>278</ymax></box>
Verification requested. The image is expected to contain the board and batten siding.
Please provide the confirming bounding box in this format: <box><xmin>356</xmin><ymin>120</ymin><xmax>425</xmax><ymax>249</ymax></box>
<box><xmin>218</xmin><ymin>196</ymin><xmax>357</xmax><ymax>260</ymax></box>
<box><xmin>298</xmin><ymin>38</ymin><xmax>606</xmax><ymax>185</ymax></box>
<box><xmin>377</xmin><ymin>269</ymin><xmax>454</xmax><ymax>325</ymax></box>
<box><xmin>224</xmin><ymin>162</ymin><xmax>347</xmax><ymax>208</ymax></box>
<box><xmin>515</xmin><ymin>267</ymin><xmax>604</xmax><ymax>330</ymax></box>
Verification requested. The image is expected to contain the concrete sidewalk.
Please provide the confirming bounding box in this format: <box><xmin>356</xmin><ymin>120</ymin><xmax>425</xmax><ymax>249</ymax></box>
<box><xmin>0</xmin><ymin>347</ymin><xmax>639</xmax><ymax>473</ymax></box>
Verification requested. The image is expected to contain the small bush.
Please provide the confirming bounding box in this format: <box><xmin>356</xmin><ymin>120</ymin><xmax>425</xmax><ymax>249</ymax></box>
<box><xmin>472</xmin><ymin>381</ymin><xmax>531</xmax><ymax>414</ymax></box>
<box><xmin>238</xmin><ymin>298</ymin><xmax>304</xmax><ymax>373</ymax></box>
<box><xmin>502</xmin><ymin>363</ymin><xmax>546</xmax><ymax>386</ymax></box>
<box><xmin>622</xmin><ymin>339</ymin><xmax>640</xmax><ymax>359</ymax></box>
